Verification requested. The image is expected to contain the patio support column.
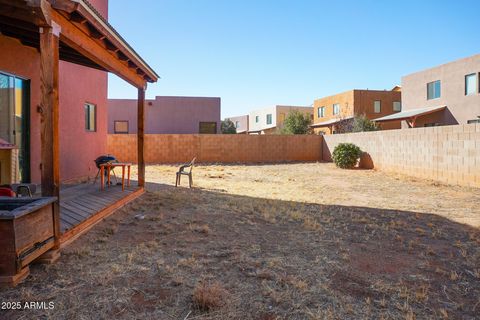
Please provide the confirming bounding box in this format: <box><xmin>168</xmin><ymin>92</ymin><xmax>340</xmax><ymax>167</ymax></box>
<box><xmin>40</xmin><ymin>22</ymin><xmax>61</xmax><ymax>254</ymax></box>
<box><xmin>137</xmin><ymin>87</ymin><xmax>145</xmax><ymax>187</ymax></box>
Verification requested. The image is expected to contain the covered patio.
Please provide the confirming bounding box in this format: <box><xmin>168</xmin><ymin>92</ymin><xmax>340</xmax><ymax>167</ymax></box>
<box><xmin>310</xmin><ymin>116</ymin><xmax>354</xmax><ymax>134</ymax></box>
<box><xmin>0</xmin><ymin>0</ymin><xmax>158</xmax><ymax>285</ymax></box>
<box><xmin>373</xmin><ymin>105</ymin><xmax>447</xmax><ymax>127</ymax></box>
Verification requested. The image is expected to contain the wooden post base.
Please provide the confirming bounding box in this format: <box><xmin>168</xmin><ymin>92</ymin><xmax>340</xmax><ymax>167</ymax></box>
<box><xmin>34</xmin><ymin>249</ymin><xmax>61</xmax><ymax>264</ymax></box>
<box><xmin>0</xmin><ymin>267</ymin><xmax>30</xmax><ymax>288</ymax></box>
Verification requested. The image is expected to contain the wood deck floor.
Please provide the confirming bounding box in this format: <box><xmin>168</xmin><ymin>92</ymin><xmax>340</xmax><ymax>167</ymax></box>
<box><xmin>59</xmin><ymin>182</ymin><xmax>144</xmax><ymax>246</ymax></box>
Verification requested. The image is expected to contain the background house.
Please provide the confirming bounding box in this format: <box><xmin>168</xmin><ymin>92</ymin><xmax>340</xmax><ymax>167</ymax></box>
<box><xmin>375</xmin><ymin>54</ymin><xmax>480</xmax><ymax>128</ymax></box>
<box><xmin>0</xmin><ymin>0</ymin><xmax>110</xmax><ymax>184</ymax></box>
<box><xmin>108</xmin><ymin>96</ymin><xmax>221</xmax><ymax>134</ymax></box>
<box><xmin>226</xmin><ymin>115</ymin><xmax>249</xmax><ymax>133</ymax></box>
<box><xmin>248</xmin><ymin>105</ymin><xmax>312</xmax><ymax>134</ymax></box>
<box><xmin>311</xmin><ymin>89</ymin><xmax>402</xmax><ymax>134</ymax></box>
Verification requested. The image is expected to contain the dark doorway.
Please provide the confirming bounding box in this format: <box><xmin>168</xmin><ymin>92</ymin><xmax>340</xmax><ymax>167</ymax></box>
<box><xmin>199</xmin><ymin>122</ymin><xmax>217</xmax><ymax>134</ymax></box>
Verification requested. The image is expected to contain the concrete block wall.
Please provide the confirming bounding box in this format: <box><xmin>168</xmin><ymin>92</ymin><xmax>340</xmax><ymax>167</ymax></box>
<box><xmin>323</xmin><ymin>123</ymin><xmax>480</xmax><ymax>188</ymax></box>
<box><xmin>107</xmin><ymin>134</ymin><xmax>324</xmax><ymax>164</ymax></box>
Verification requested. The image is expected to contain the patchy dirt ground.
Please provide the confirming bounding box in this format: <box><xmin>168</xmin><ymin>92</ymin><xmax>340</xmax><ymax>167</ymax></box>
<box><xmin>1</xmin><ymin>163</ymin><xmax>479</xmax><ymax>319</ymax></box>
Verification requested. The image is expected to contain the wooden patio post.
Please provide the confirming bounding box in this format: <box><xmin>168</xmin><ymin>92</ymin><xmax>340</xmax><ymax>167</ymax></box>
<box><xmin>137</xmin><ymin>87</ymin><xmax>145</xmax><ymax>187</ymax></box>
<box><xmin>39</xmin><ymin>22</ymin><xmax>61</xmax><ymax>257</ymax></box>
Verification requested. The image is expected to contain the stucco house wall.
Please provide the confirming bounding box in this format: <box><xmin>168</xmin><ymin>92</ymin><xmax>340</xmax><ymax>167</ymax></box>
<box><xmin>401</xmin><ymin>53</ymin><xmax>480</xmax><ymax>127</ymax></box>
<box><xmin>0</xmin><ymin>0</ymin><xmax>108</xmax><ymax>184</ymax></box>
<box><xmin>108</xmin><ymin>96</ymin><xmax>221</xmax><ymax>134</ymax></box>
<box><xmin>227</xmin><ymin>115</ymin><xmax>249</xmax><ymax>133</ymax></box>
<box><xmin>248</xmin><ymin>105</ymin><xmax>312</xmax><ymax>134</ymax></box>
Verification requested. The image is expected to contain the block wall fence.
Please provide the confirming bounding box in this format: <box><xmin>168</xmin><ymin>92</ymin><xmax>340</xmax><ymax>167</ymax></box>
<box><xmin>107</xmin><ymin>124</ymin><xmax>479</xmax><ymax>188</ymax></box>
<box><xmin>107</xmin><ymin>134</ymin><xmax>324</xmax><ymax>164</ymax></box>
<box><xmin>323</xmin><ymin>123</ymin><xmax>480</xmax><ymax>188</ymax></box>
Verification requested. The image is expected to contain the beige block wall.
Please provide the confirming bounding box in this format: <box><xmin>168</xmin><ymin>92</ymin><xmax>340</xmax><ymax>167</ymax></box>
<box><xmin>323</xmin><ymin>124</ymin><xmax>480</xmax><ymax>188</ymax></box>
<box><xmin>107</xmin><ymin>134</ymin><xmax>324</xmax><ymax>164</ymax></box>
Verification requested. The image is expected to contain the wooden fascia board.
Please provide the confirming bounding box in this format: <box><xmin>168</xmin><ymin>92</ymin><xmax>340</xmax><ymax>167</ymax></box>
<box><xmin>50</xmin><ymin>10</ymin><xmax>146</xmax><ymax>88</ymax></box>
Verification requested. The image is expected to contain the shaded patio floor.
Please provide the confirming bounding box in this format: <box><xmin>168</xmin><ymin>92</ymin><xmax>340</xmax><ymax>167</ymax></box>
<box><xmin>59</xmin><ymin>181</ymin><xmax>143</xmax><ymax>245</ymax></box>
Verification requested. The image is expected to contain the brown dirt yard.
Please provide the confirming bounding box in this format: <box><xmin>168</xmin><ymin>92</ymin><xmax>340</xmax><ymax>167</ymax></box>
<box><xmin>1</xmin><ymin>162</ymin><xmax>479</xmax><ymax>319</ymax></box>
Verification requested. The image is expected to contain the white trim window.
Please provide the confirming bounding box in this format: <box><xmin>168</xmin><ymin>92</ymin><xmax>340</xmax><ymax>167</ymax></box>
<box><xmin>266</xmin><ymin>114</ymin><xmax>272</xmax><ymax>125</ymax></box>
<box><xmin>427</xmin><ymin>80</ymin><xmax>441</xmax><ymax>100</ymax></box>
<box><xmin>393</xmin><ymin>101</ymin><xmax>401</xmax><ymax>112</ymax></box>
<box><xmin>465</xmin><ymin>73</ymin><xmax>477</xmax><ymax>96</ymax></box>
<box><xmin>374</xmin><ymin>100</ymin><xmax>381</xmax><ymax>113</ymax></box>
<box><xmin>333</xmin><ymin>103</ymin><xmax>340</xmax><ymax>115</ymax></box>
<box><xmin>318</xmin><ymin>106</ymin><xmax>325</xmax><ymax>118</ymax></box>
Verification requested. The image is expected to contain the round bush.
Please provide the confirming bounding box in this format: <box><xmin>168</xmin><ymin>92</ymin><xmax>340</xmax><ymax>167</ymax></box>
<box><xmin>332</xmin><ymin>143</ymin><xmax>362</xmax><ymax>169</ymax></box>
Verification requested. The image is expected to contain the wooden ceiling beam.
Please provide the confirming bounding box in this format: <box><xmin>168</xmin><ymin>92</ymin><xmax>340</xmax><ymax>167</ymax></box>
<box><xmin>69</xmin><ymin>11</ymin><xmax>87</xmax><ymax>24</ymax></box>
<box><xmin>85</xmin><ymin>22</ymin><xmax>103</xmax><ymax>39</ymax></box>
<box><xmin>103</xmin><ymin>38</ymin><xmax>118</xmax><ymax>52</ymax></box>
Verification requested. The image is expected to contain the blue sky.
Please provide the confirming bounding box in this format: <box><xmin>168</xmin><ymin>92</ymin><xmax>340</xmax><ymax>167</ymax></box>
<box><xmin>107</xmin><ymin>0</ymin><xmax>480</xmax><ymax>118</ymax></box>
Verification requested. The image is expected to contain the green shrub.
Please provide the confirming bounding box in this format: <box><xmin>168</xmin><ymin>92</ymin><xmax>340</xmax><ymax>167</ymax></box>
<box><xmin>332</xmin><ymin>143</ymin><xmax>362</xmax><ymax>169</ymax></box>
<box><xmin>280</xmin><ymin>110</ymin><xmax>312</xmax><ymax>134</ymax></box>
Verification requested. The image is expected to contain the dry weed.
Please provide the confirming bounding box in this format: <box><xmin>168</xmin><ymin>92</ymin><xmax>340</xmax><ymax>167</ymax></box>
<box><xmin>192</xmin><ymin>281</ymin><xmax>228</xmax><ymax>311</ymax></box>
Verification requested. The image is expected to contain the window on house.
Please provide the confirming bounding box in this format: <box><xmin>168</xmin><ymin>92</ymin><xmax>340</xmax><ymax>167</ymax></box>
<box><xmin>393</xmin><ymin>101</ymin><xmax>402</xmax><ymax>112</ymax></box>
<box><xmin>374</xmin><ymin>100</ymin><xmax>381</xmax><ymax>113</ymax></box>
<box><xmin>279</xmin><ymin>113</ymin><xmax>286</xmax><ymax>122</ymax></box>
<box><xmin>114</xmin><ymin>120</ymin><xmax>129</xmax><ymax>134</ymax></box>
<box><xmin>317</xmin><ymin>106</ymin><xmax>325</xmax><ymax>118</ymax></box>
<box><xmin>465</xmin><ymin>73</ymin><xmax>477</xmax><ymax>95</ymax></box>
<box><xmin>235</xmin><ymin>121</ymin><xmax>240</xmax><ymax>128</ymax></box>
<box><xmin>427</xmin><ymin>80</ymin><xmax>441</xmax><ymax>100</ymax></box>
<box><xmin>266</xmin><ymin>114</ymin><xmax>272</xmax><ymax>125</ymax></box>
<box><xmin>467</xmin><ymin>118</ymin><xmax>480</xmax><ymax>124</ymax></box>
<box><xmin>255</xmin><ymin>115</ymin><xmax>259</xmax><ymax>123</ymax></box>
<box><xmin>333</xmin><ymin>103</ymin><xmax>340</xmax><ymax>115</ymax></box>
<box><xmin>84</xmin><ymin>103</ymin><xmax>96</xmax><ymax>132</ymax></box>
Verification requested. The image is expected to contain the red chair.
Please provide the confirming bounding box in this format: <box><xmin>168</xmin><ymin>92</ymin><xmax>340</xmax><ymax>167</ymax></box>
<box><xmin>0</xmin><ymin>187</ymin><xmax>15</xmax><ymax>197</ymax></box>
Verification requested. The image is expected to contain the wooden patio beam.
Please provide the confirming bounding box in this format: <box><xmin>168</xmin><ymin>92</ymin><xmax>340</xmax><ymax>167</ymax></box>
<box><xmin>50</xmin><ymin>10</ymin><xmax>146</xmax><ymax>88</ymax></box>
<box><xmin>39</xmin><ymin>22</ymin><xmax>61</xmax><ymax>249</ymax></box>
<box><xmin>0</xmin><ymin>0</ymin><xmax>51</xmax><ymax>26</ymax></box>
<box><xmin>137</xmin><ymin>87</ymin><xmax>146</xmax><ymax>188</ymax></box>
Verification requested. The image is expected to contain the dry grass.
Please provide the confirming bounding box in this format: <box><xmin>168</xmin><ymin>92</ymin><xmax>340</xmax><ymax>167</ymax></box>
<box><xmin>193</xmin><ymin>281</ymin><xmax>228</xmax><ymax>311</ymax></box>
<box><xmin>1</xmin><ymin>163</ymin><xmax>479</xmax><ymax>319</ymax></box>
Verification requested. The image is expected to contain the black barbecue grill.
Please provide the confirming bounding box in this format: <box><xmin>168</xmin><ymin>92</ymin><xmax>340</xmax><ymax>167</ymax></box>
<box><xmin>93</xmin><ymin>155</ymin><xmax>119</xmax><ymax>185</ymax></box>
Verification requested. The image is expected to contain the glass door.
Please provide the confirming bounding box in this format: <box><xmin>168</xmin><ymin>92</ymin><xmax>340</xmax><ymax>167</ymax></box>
<box><xmin>0</xmin><ymin>72</ymin><xmax>30</xmax><ymax>183</ymax></box>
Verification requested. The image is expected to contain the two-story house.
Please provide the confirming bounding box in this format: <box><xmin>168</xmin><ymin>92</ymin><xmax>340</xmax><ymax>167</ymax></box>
<box><xmin>374</xmin><ymin>54</ymin><xmax>480</xmax><ymax>127</ymax></box>
<box><xmin>311</xmin><ymin>89</ymin><xmax>402</xmax><ymax>134</ymax></box>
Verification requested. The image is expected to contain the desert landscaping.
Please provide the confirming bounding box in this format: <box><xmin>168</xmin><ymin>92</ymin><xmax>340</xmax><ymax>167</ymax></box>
<box><xmin>1</xmin><ymin>163</ymin><xmax>479</xmax><ymax>319</ymax></box>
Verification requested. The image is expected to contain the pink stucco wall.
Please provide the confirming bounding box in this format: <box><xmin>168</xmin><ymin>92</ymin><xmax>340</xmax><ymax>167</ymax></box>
<box><xmin>108</xmin><ymin>96</ymin><xmax>221</xmax><ymax>134</ymax></box>
<box><xmin>0</xmin><ymin>0</ymin><xmax>109</xmax><ymax>184</ymax></box>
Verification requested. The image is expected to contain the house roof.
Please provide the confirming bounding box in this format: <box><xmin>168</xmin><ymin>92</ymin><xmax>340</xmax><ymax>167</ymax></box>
<box><xmin>0</xmin><ymin>0</ymin><xmax>159</xmax><ymax>86</ymax></box>
<box><xmin>373</xmin><ymin>105</ymin><xmax>447</xmax><ymax>122</ymax></box>
<box><xmin>54</xmin><ymin>0</ymin><xmax>159</xmax><ymax>82</ymax></box>
<box><xmin>310</xmin><ymin>116</ymin><xmax>354</xmax><ymax>128</ymax></box>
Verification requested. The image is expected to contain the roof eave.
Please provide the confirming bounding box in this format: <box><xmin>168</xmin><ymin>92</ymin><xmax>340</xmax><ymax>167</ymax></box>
<box><xmin>52</xmin><ymin>0</ymin><xmax>159</xmax><ymax>82</ymax></box>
